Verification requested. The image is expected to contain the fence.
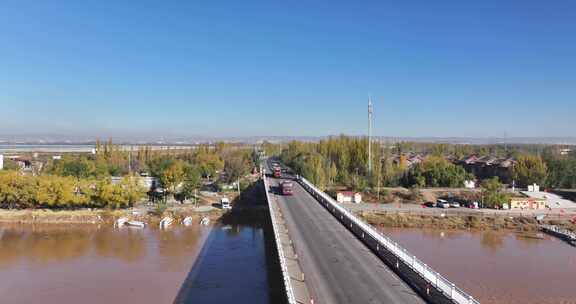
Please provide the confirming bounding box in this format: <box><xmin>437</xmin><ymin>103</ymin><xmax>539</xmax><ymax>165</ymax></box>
<box><xmin>355</xmin><ymin>208</ymin><xmax>573</xmax><ymax>220</ymax></box>
<box><xmin>263</xmin><ymin>176</ymin><xmax>297</xmax><ymax>304</ymax></box>
<box><xmin>541</xmin><ymin>225</ymin><xmax>576</xmax><ymax>241</ymax></box>
<box><xmin>298</xmin><ymin>176</ymin><xmax>480</xmax><ymax>304</ymax></box>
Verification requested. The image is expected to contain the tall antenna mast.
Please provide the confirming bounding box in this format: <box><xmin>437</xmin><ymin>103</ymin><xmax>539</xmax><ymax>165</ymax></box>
<box><xmin>504</xmin><ymin>130</ymin><xmax>508</xmax><ymax>154</ymax></box>
<box><xmin>368</xmin><ymin>95</ymin><xmax>373</xmax><ymax>174</ymax></box>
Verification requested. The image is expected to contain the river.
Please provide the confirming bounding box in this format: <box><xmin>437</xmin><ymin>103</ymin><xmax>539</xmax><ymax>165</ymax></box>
<box><xmin>0</xmin><ymin>221</ymin><xmax>283</xmax><ymax>304</ymax></box>
<box><xmin>380</xmin><ymin>227</ymin><xmax>576</xmax><ymax>304</ymax></box>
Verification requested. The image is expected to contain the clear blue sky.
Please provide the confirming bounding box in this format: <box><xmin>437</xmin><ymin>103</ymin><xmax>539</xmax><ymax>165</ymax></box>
<box><xmin>1</xmin><ymin>0</ymin><xmax>574</xmax><ymax>138</ymax></box>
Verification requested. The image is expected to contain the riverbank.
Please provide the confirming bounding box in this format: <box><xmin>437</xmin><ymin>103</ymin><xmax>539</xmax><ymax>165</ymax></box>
<box><xmin>0</xmin><ymin>206</ymin><xmax>225</xmax><ymax>225</ymax></box>
<box><xmin>0</xmin><ymin>179</ymin><xmax>269</xmax><ymax>225</ymax></box>
<box><xmin>358</xmin><ymin>210</ymin><xmax>576</xmax><ymax>232</ymax></box>
<box><xmin>379</xmin><ymin>227</ymin><xmax>576</xmax><ymax>304</ymax></box>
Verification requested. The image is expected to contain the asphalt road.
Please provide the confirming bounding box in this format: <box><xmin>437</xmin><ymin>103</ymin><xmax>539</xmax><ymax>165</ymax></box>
<box><xmin>269</xmin><ymin>175</ymin><xmax>424</xmax><ymax>304</ymax></box>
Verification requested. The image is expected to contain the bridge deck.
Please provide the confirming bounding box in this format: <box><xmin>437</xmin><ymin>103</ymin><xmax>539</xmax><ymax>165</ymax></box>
<box><xmin>269</xmin><ymin>177</ymin><xmax>425</xmax><ymax>304</ymax></box>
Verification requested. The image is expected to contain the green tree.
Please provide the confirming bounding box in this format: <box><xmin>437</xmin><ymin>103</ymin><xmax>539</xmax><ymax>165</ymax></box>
<box><xmin>48</xmin><ymin>156</ymin><xmax>96</xmax><ymax>179</ymax></box>
<box><xmin>404</xmin><ymin>156</ymin><xmax>472</xmax><ymax>188</ymax></box>
<box><xmin>223</xmin><ymin>152</ymin><xmax>250</xmax><ymax>183</ymax></box>
<box><xmin>329</xmin><ymin>162</ymin><xmax>338</xmax><ymax>186</ymax></box>
<box><xmin>178</xmin><ymin>165</ymin><xmax>202</xmax><ymax>203</ymax></box>
<box><xmin>512</xmin><ymin>154</ymin><xmax>548</xmax><ymax>187</ymax></box>
<box><xmin>481</xmin><ymin>177</ymin><xmax>509</xmax><ymax>208</ymax></box>
<box><xmin>544</xmin><ymin>152</ymin><xmax>576</xmax><ymax>188</ymax></box>
<box><xmin>195</xmin><ymin>150</ymin><xmax>224</xmax><ymax>180</ymax></box>
<box><xmin>36</xmin><ymin>176</ymin><xmax>76</xmax><ymax>208</ymax></box>
<box><xmin>159</xmin><ymin>161</ymin><xmax>185</xmax><ymax>194</ymax></box>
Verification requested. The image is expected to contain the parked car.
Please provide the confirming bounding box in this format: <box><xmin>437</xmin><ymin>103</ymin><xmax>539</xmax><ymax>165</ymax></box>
<box><xmin>468</xmin><ymin>201</ymin><xmax>479</xmax><ymax>209</ymax></box>
<box><xmin>423</xmin><ymin>202</ymin><xmax>435</xmax><ymax>208</ymax></box>
<box><xmin>436</xmin><ymin>199</ymin><xmax>450</xmax><ymax>208</ymax></box>
<box><xmin>221</xmin><ymin>197</ymin><xmax>232</xmax><ymax>209</ymax></box>
<box><xmin>450</xmin><ymin>202</ymin><xmax>461</xmax><ymax>208</ymax></box>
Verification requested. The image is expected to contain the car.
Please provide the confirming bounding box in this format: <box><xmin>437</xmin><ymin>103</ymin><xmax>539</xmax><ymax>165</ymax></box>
<box><xmin>436</xmin><ymin>199</ymin><xmax>450</xmax><ymax>208</ymax></box>
<box><xmin>221</xmin><ymin>197</ymin><xmax>231</xmax><ymax>209</ymax></box>
<box><xmin>469</xmin><ymin>201</ymin><xmax>479</xmax><ymax>209</ymax></box>
<box><xmin>450</xmin><ymin>202</ymin><xmax>461</xmax><ymax>208</ymax></box>
<box><xmin>423</xmin><ymin>202</ymin><xmax>435</xmax><ymax>208</ymax></box>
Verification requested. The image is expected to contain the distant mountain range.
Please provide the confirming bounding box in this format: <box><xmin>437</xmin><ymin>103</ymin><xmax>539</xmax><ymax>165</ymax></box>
<box><xmin>0</xmin><ymin>133</ymin><xmax>575</xmax><ymax>145</ymax></box>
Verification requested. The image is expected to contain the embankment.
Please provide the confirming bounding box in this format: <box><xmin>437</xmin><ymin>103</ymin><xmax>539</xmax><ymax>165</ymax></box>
<box><xmin>358</xmin><ymin>211</ymin><xmax>576</xmax><ymax>232</ymax></box>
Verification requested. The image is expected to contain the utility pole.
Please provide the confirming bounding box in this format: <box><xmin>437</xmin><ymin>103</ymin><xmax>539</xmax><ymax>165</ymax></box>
<box><xmin>377</xmin><ymin>164</ymin><xmax>381</xmax><ymax>201</ymax></box>
<box><xmin>128</xmin><ymin>149</ymin><xmax>132</xmax><ymax>175</ymax></box>
<box><xmin>504</xmin><ymin>130</ymin><xmax>508</xmax><ymax>156</ymax></box>
<box><xmin>237</xmin><ymin>177</ymin><xmax>241</xmax><ymax>200</ymax></box>
<box><xmin>368</xmin><ymin>95</ymin><xmax>373</xmax><ymax>174</ymax></box>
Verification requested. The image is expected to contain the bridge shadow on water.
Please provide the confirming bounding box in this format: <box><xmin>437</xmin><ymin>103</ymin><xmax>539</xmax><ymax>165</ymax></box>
<box><xmin>173</xmin><ymin>180</ymin><xmax>287</xmax><ymax>304</ymax></box>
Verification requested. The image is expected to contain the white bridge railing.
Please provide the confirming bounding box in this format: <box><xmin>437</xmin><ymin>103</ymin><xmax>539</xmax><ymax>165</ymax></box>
<box><xmin>299</xmin><ymin>176</ymin><xmax>480</xmax><ymax>304</ymax></box>
<box><xmin>263</xmin><ymin>175</ymin><xmax>297</xmax><ymax>304</ymax></box>
<box><xmin>541</xmin><ymin>225</ymin><xmax>576</xmax><ymax>240</ymax></box>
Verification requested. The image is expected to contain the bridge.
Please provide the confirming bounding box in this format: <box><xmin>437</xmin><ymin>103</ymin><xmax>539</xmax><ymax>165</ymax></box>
<box><xmin>263</xmin><ymin>160</ymin><xmax>479</xmax><ymax>304</ymax></box>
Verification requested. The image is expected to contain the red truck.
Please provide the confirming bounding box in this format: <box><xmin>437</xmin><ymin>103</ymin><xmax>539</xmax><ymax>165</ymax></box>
<box><xmin>280</xmin><ymin>181</ymin><xmax>293</xmax><ymax>195</ymax></box>
<box><xmin>273</xmin><ymin>166</ymin><xmax>282</xmax><ymax>178</ymax></box>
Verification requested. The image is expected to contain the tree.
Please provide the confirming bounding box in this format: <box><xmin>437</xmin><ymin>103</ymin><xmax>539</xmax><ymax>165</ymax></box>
<box><xmin>94</xmin><ymin>180</ymin><xmax>124</xmax><ymax>209</ymax></box>
<box><xmin>512</xmin><ymin>154</ymin><xmax>547</xmax><ymax>187</ymax></box>
<box><xmin>404</xmin><ymin>156</ymin><xmax>473</xmax><ymax>188</ymax></box>
<box><xmin>223</xmin><ymin>152</ymin><xmax>250</xmax><ymax>183</ymax></box>
<box><xmin>0</xmin><ymin>171</ymin><xmax>29</xmax><ymax>208</ymax></box>
<box><xmin>36</xmin><ymin>176</ymin><xmax>76</xmax><ymax>208</ymax></box>
<box><xmin>329</xmin><ymin>162</ymin><xmax>338</xmax><ymax>186</ymax></box>
<box><xmin>195</xmin><ymin>149</ymin><xmax>224</xmax><ymax>180</ymax></box>
<box><xmin>120</xmin><ymin>176</ymin><xmax>146</xmax><ymax>207</ymax></box>
<box><xmin>544</xmin><ymin>153</ymin><xmax>576</xmax><ymax>188</ymax></box>
<box><xmin>178</xmin><ymin>165</ymin><xmax>202</xmax><ymax>203</ymax></box>
<box><xmin>159</xmin><ymin>161</ymin><xmax>185</xmax><ymax>194</ymax></box>
<box><xmin>481</xmin><ymin>177</ymin><xmax>509</xmax><ymax>208</ymax></box>
<box><xmin>48</xmin><ymin>156</ymin><xmax>96</xmax><ymax>179</ymax></box>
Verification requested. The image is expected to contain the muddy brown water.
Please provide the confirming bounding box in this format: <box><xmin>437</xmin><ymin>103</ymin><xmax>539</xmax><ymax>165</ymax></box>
<box><xmin>380</xmin><ymin>227</ymin><xmax>576</xmax><ymax>304</ymax></box>
<box><xmin>0</xmin><ymin>221</ymin><xmax>283</xmax><ymax>304</ymax></box>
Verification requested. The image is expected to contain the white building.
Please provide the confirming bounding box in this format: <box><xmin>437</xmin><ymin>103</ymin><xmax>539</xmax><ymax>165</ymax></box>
<box><xmin>464</xmin><ymin>180</ymin><xmax>476</xmax><ymax>189</ymax></box>
<box><xmin>336</xmin><ymin>191</ymin><xmax>362</xmax><ymax>204</ymax></box>
<box><xmin>527</xmin><ymin>184</ymin><xmax>540</xmax><ymax>192</ymax></box>
<box><xmin>111</xmin><ymin>176</ymin><xmax>159</xmax><ymax>191</ymax></box>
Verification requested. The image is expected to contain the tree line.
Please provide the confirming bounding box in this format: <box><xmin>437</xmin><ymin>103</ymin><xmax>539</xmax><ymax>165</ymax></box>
<box><xmin>0</xmin><ymin>171</ymin><xmax>144</xmax><ymax>209</ymax></box>
<box><xmin>0</xmin><ymin>140</ymin><xmax>260</xmax><ymax>209</ymax></box>
<box><xmin>279</xmin><ymin>135</ymin><xmax>475</xmax><ymax>191</ymax></box>
<box><xmin>278</xmin><ymin>135</ymin><xmax>576</xmax><ymax>192</ymax></box>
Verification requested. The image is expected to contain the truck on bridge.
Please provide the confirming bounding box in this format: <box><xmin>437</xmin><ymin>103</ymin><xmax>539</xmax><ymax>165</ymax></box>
<box><xmin>273</xmin><ymin>166</ymin><xmax>282</xmax><ymax>178</ymax></box>
<box><xmin>280</xmin><ymin>181</ymin><xmax>293</xmax><ymax>195</ymax></box>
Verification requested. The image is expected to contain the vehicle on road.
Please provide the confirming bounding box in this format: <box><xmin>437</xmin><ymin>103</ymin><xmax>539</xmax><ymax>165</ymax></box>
<box><xmin>450</xmin><ymin>202</ymin><xmax>461</xmax><ymax>208</ymax></box>
<box><xmin>280</xmin><ymin>181</ymin><xmax>293</xmax><ymax>196</ymax></box>
<box><xmin>436</xmin><ymin>199</ymin><xmax>450</xmax><ymax>208</ymax></box>
<box><xmin>423</xmin><ymin>202</ymin><xmax>435</xmax><ymax>208</ymax></box>
<box><xmin>463</xmin><ymin>201</ymin><xmax>479</xmax><ymax>209</ymax></box>
<box><xmin>273</xmin><ymin>166</ymin><xmax>282</xmax><ymax>178</ymax></box>
<box><xmin>221</xmin><ymin>197</ymin><xmax>232</xmax><ymax>209</ymax></box>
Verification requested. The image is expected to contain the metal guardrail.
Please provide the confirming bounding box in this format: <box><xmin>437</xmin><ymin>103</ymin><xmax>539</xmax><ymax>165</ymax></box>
<box><xmin>541</xmin><ymin>225</ymin><xmax>576</xmax><ymax>240</ymax></box>
<box><xmin>263</xmin><ymin>175</ymin><xmax>297</xmax><ymax>304</ymax></box>
<box><xmin>351</xmin><ymin>208</ymin><xmax>575</xmax><ymax>220</ymax></box>
<box><xmin>298</xmin><ymin>177</ymin><xmax>480</xmax><ymax>304</ymax></box>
